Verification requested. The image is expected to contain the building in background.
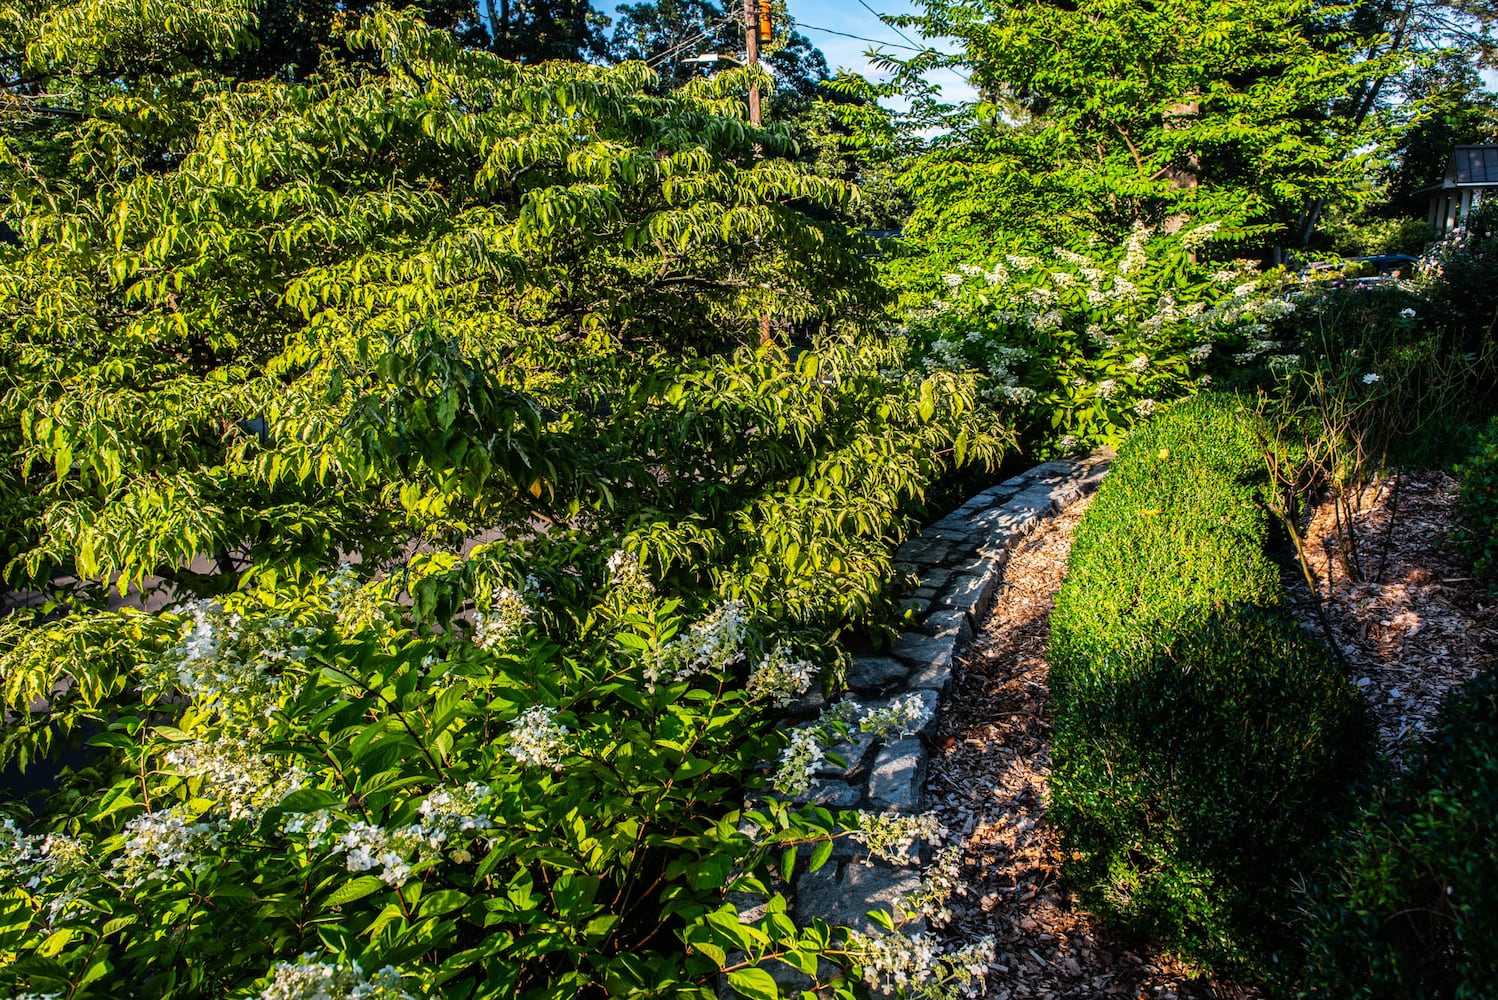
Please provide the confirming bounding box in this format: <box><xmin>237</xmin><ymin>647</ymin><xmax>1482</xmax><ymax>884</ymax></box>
<box><xmin>1422</xmin><ymin>145</ymin><xmax>1498</xmax><ymax>234</ymax></box>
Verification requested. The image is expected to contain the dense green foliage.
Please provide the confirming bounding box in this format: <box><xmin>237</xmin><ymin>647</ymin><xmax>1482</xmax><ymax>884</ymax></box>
<box><xmin>895</xmin><ymin>224</ymin><xmax>1298</xmax><ymax>453</ymax></box>
<box><xmin>1047</xmin><ymin>395</ymin><xmax>1370</xmax><ymax>976</ymax></box>
<box><xmin>1457</xmin><ymin>418</ymin><xmax>1498</xmax><ymax>585</ymax></box>
<box><xmin>0</xmin><ymin>7</ymin><xmax>1013</xmax><ymax>998</ymax></box>
<box><xmin>888</xmin><ymin>0</ymin><xmax>1395</xmax><ymax>253</ymax></box>
<box><xmin>1302</xmin><ymin>669</ymin><xmax>1498</xmax><ymax>998</ymax></box>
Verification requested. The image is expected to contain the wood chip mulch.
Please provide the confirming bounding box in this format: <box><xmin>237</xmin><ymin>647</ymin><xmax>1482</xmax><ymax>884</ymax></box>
<box><xmin>926</xmin><ymin>471</ymin><xmax>1497</xmax><ymax>1000</ymax></box>
<box><xmin>1284</xmin><ymin>470</ymin><xmax>1498</xmax><ymax>764</ymax></box>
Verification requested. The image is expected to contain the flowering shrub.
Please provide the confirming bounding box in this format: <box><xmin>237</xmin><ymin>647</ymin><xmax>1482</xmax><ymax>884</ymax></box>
<box><xmin>897</xmin><ymin>224</ymin><xmax>1299</xmax><ymax>451</ymax></box>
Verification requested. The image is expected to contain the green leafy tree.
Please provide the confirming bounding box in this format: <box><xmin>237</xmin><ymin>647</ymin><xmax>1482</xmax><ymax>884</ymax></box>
<box><xmin>0</xmin><ymin>7</ymin><xmax>1014</xmax><ymax>997</ymax></box>
<box><xmin>890</xmin><ymin>0</ymin><xmax>1398</xmax><ymax>254</ymax></box>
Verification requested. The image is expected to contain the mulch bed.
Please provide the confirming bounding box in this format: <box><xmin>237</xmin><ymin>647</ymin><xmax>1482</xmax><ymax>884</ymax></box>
<box><xmin>926</xmin><ymin>472</ymin><xmax>1497</xmax><ymax>999</ymax></box>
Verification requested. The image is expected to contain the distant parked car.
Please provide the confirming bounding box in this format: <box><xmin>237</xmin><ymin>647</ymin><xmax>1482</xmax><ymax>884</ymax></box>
<box><xmin>1298</xmin><ymin>253</ymin><xmax>1418</xmax><ymax>284</ymax></box>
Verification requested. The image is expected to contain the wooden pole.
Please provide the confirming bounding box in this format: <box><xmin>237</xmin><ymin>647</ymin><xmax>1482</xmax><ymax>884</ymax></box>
<box><xmin>743</xmin><ymin>0</ymin><xmax>761</xmax><ymax>127</ymax></box>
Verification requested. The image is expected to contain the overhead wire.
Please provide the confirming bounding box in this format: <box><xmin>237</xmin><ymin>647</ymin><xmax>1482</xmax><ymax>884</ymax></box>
<box><xmin>795</xmin><ymin>22</ymin><xmax>924</xmax><ymax>52</ymax></box>
<box><xmin>645</xmin><ymin>15</ymin><xmax>739</xmax><ymax>67</ymax></box>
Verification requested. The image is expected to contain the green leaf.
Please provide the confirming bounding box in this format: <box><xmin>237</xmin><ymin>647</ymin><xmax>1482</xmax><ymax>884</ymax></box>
<box><xmin>324</xmin><ymin>876</ymin><xmax>387</xmax><ymax>908</ymax></box>
<box><xmin>726</xmin><ymin>967</ymin><xmax>779</xmax><ymax>1000</ymax></box>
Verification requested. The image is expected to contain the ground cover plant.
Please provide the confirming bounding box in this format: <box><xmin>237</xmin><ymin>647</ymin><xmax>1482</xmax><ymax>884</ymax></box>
<box><xmin>0</xmin><ymin>5</ymin><xmax>1013</xmax><ymax>997</ymax></box>
<box><xmin>1046</xmin><ymin>394</ymin><xmax>1371</xmax><ymax>979</ymax></box>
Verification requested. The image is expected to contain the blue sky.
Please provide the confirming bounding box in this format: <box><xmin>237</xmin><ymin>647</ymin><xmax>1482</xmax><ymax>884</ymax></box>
<box><xmin>788</xmin><ymin>0</ymin><xmax>978</xmax><ymax>104</ymax></box>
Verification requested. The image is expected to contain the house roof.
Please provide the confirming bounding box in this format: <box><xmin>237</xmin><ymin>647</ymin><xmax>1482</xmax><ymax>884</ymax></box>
<box><xmin>1449</xmin><ymin>145</ymin><xmax>1498</xmax><ymax>186</ymax></box>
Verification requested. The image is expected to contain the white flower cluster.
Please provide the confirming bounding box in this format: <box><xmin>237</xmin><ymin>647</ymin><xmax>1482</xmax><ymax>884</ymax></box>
<box><xmin>473</xmin><ymin>578</ymin><xmax>540</xmax><ymax>649</ymax></box>
<box><xmin>901</xmin><ymin>845</ymin><xmax>965</xmax><ymax>925</ymax></box>
<box><xmin>1085</xmin><ymin>324</ymin><xmax>1118</xmax><ymax>349</ymax></box>
<box><xmin>283</xmin><ymin>783</ymin><xmax>494</xmax><ymax>888</ymax></box>
<box><xmin>1002</xmin><ymin>385</ymin><xmax>1037</xmax><ymax>405</ymax></box>
<box><xmin>1127</xmin><ymin>354</ymin><xmax>1150</xmax><ymax>373</ymax></box>
<box><xmin>923</xmin><ymin>338</ymin><xmax>967</xmax><ymax>372</ymax></box>
<box><xmin>846</xmin><ymin>929</ymin><xmax>995</xmax><ymax>1000</ymax></box>
<box><xmin>1094</xmin><ymin>379</ymin><xmax>1119</xmax><ymax>400</ymax></box>
<box><xmin>1180</xmin><ymin>221</ymin><xmax>1222</xmax><ymax>253</ymax></box>
<box><xmin>261</xmin><ymin>954</ymin><xmax>415</xmax><ymax>1000</ymax></box>
<box><xmin>2</xmin><ymin>816</ymin><xmax>88</xmax><ymax>923</ymax></box>
<box><xmin>1119</xmin><ymin>222</ymin><xmax>1152</xmax><ymax>275</ymax></box>
<box><xmin>113</xmin><ymin>808</ymin><xmax>221</xmax><ymax>887</ymax></box>
<box><xmin>1</xmin><ymin>818</ymin><xmax>86</xmax><ymax>888</ymax></box>
<box><xmin>847</xmin><ymin>811</ymin><xmax>948</xmax><ymax>865</ymax></box>
<box><xmin>163</xmin><ymin>736</ymin><xmax>306</xmax><ymax>821</ymax></box>
<box><xmin>1188</xmin><ymin>342</ymin><xmax>1213</xmax><ymax>363</ymax></box>
<box><xmin>651</xmin><ymin>600</ymin><xmax>748</xmax><ymax>689</ymax></box>
<box><xmin>746</xmin><ymin>643</ymin><xmax>817</xmax><ymax>708</ymax></box>
<box><xmin>1056</xmin><ymin>434</ymin><xmax>1081</xmax><ymax>453</ymax></box>
<box><xmin>859</xmin><ymin>693</ymin><xmax>928</xmax><ymax>740</ymax></box>
<box><xmin>334</xmin><ymin>821</ymin><xmax>418</xmax><ymax>887</ymax></box>
<box><xmin>1133</xmin><ymin>398</ymin><xmax>1158</xmax><ymax>418</ymax></box>
<box><xmin>605</xmin><ymin>550</ymin><xmax>653</xmax><ymax>594</ymax></box>
<box><xmin>413</xmin><ymin>782</ymin><xmax>494</xmax><ymax>849</ymax></box>
<box><xmin>142</xmin><ymin>600</ymin><xmax>303</xmax><ymax>709</ymax></box>
<box><xmin>506</xmin><ymin>705</ymin><xmax>572</xmax><ymax>770</ymax></box>
<box><xmin>772</xmin><ymin>728</ymin><xmax>826</xmax><ymax>796</ymax></box>
<box><xmin>327</xmin><ymin>566</ymin><xmax>392</xmax><ymax>636</ymax></box>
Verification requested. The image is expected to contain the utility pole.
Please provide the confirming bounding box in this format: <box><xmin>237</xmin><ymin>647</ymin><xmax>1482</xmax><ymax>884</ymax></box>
<box><xmin>743</xmin><ymin>0</ymin><xmax>773</xmax><ymax>345</ymax></box>
<box><xmin>743</xmin><ymin>0</ymin><xmax>762</xmax><ymax>127</ymax></box>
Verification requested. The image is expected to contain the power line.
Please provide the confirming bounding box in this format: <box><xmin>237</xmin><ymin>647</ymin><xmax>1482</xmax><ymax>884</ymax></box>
<box><xmin>645</xmin><ymin>15</ymin><xmax>737</xmax><ymax>67</ymax></box>
<box><xmin>796</xmin><ymin>22</ymin><xmax>925</xmax><ymax>53</ymax></box>
<box><xmin>854</xmin><ymin>0</ymin><xmax>924</xmax><ymax>52</ymax></box>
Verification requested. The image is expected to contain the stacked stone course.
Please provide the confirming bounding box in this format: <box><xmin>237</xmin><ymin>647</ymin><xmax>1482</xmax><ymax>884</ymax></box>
<box><xmin>768</xmin><ymin>450</ymin><xmax>1112</xmax><ymax>957</ymax></box>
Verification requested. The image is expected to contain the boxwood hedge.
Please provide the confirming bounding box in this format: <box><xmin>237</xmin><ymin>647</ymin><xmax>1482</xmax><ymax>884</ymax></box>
<box><xmin>1047</xmin><ymin>394</ymin><xmax>1371</xmax><ymax>977</ymax></box>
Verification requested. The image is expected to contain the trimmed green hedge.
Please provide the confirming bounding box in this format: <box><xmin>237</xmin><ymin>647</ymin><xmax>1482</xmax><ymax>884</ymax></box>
<box><xmin>1302</xmin><ymin>669</ymin><xmax>1498</xmax><ymax>999</ymax></box>
<box><xmin>1457</xmin><ymin>416</ymin><xmax>1498</xmax><ymax>586</ymax></box>
<box><xmin>1048</xmin><ymin>394</ymin><xmax>1371</xmax><ymax>977</ymax></box>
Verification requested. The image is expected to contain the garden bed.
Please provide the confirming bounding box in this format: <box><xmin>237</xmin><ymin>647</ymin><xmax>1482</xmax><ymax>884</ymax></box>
<box><xmin>926</xmin><ymin>463</ymin><xmax>1495</xmax><ymax>998</ymax></box>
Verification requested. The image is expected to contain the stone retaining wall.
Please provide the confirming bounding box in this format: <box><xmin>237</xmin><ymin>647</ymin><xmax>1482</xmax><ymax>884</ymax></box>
<box><xmin>771</xmin><ymin>449</ymin><xmax>1112</xmax><ymax>958</ymax></box>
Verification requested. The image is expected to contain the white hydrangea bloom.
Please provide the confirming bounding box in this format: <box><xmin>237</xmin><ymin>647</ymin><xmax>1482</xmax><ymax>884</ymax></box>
<box><xmin>847</xmin><ymin>811</ymin><xmax>948</xmax><ymax>865</ymax></box>
<box><xmin>1127</xmin><ymin>354</ymin><xmax>1150</xmax><ymax>373</ymax></box>
<box><xmin>506</xmin><ymin>705</ymin><xmax>571</xmax><ymax>770</ymax></box>
<box><xmin>1</xmin><ymin>818</ymin><xmax>88</xmax><ymax>892</ymax></box>
<box><xmin>282</xmin><ymin>809</ymin><xmax>336</xmax><ymax>848</ymax></box>
<box><xmin>859</xmin><ymin>694</ymin><xmax>928</xmax><ymax>740</ymax></box>
<box><xmin>1133</xmin><ymin>398</ymin><xmax>1158</xmax><ymax>418</ymax></box>
<box><xmin>1119</xmin><ymin>222</ymin><xmax>1152</xmax><ymax>275</ymax></box>
<box><xmin>1363</xmin><ymin>372</ymin><xmax>1381</xmax><ymax>384</ymax></box>
<box><xmin>327</xmin><ymin>566</ymin><xmax>390</xmax><ymax>636</ymax></box>
<box><xmin>651</xmin><ymin>600</ymin><xmax>749</xmax><ymax>689</ymax></box>
<box><xmin>924</xmin><ymin>338</ymin><xmax>967</xmax><ymax>372</ymax></box>
<box><xmin>260</xmin><ymin>954</ymin><xmax>415</xmax><ymax>1000</ymax></box>
<box><xmin>746</xmin><ymin>643</ymin><xmax>817</xmax><ymax>708</ymax></box>
<box><xmin>772</xmin><ymin>728</ymin><xmax>825</xmax><ymax>796</ymax></box>
<box><xmin>333</xmin><ymin>822</ymin><xmax>415</xmax><ymax>887</ymax></box>
<box><xmin>605</xmin><ymin>550</ymin><xmax>653</xmax><ymax>594</ymax></box>
<box><xmin>847</xmin><ymin>929</ymin><xmax>995</xmax><ymax>1000</ymax></box>
<box><xmin>1094</xmin><ymin>379</ymin><xmax>1119</xmax><ymax>400</ymax></box>
<box><xmin>163</xmin><ymin>736</ymin><xmax>306</xmax><ymax>821</ymax></box>
<box><xmin>112</xmin><ymin>808</ymin><xmax>221</xmax><ymax>887</ymax></box>
<box><xmin>412</xmin><ymin>782</ymin><xmax>494</xmax><ymax>847</ymax></box>
<box><xmin>901</xmin><ymin>845</ymin><xmax>966</xmax><ymax>925</ymax></box>
<box><xmin>1003</xmin><ymin>385</ymin><xmax>1037</xmax><ymax>405</ymax></box>
<box><xmin>1188</xmin><ymin>342</ymin><xmax>1213</xmax><ymax>362</ymax></box>
<box><xmin>473</xmin><ymin>579</ymin><xmax>538</xmax><ymax>649</ymax></box>
<box><xmin>142</xmin><ymin>600</ymin><xmax>299</xmax><ymax>708</ymax></box>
